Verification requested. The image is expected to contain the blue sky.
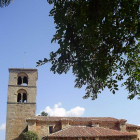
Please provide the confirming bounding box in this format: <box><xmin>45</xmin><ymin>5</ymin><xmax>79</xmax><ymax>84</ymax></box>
<box><xmin>0</xmin><ymin>0</ymin><xmax>140</xmax><ymax>140</ymax></box>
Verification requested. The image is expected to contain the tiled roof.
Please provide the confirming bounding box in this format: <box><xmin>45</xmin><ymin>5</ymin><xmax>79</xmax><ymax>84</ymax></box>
<box><xmin>46</xmin><ymin>126</ymin><xmax>136</xmax><ymax>138</ymax></box>
<box><xmin>126</xmin><ymin>123</ymin><xmax>140</xmax><ymax>129</ymax></box>
<box><xmin>35</xmin><ymin>116</ymin><xmax>119</xmax><ymax>122</ymax></box>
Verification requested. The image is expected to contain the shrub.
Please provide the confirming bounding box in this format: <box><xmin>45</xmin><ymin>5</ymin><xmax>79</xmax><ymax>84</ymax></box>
<box><xmin>23</xmin><ymin>131</ymin><xmax>39</xmax><ymax>140</ymax></box>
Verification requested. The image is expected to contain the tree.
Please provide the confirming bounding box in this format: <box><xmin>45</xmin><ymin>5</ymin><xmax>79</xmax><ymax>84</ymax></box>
<box><xmin>39</xmin><ymin>111</ymin><xmax>48</xmax><ymax>116</ymax></box>
<box><xmin>1</xmin><ymin>0</ymin><xmax>140</xmax><ymax>100</ymax></box>
<box><xmin>37</xmin><ymin>0</ymin><xmax>140</xmax><ymax>100</ymax></box>
<box><xmin>0</xmin><ymin>0</ymin><xmax>12</xmax><ymax>7</ymax></box>
<box><xmin>23</xmin><ymin>131</ymin><xmax>39</xmax><ymax>140</ymax></box>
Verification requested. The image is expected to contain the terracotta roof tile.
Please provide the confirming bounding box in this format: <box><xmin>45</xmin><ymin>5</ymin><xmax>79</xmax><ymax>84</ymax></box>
<box><xmin>46</xmin><ymin>126</ymin><xmax>136</xmax><ymax>138</ymax></box>
<box><xmin>126</xmin><ymin>123</ymin><xmax>140</xmax><ymax>129</ymax></box>
<box><xmin>35</xmin><ymin>116</ymin><xmax>119</xmax><ymax>122</ymax></box>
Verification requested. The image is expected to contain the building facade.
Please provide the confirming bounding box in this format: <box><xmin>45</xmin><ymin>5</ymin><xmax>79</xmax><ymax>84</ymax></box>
<box><xmin>27</xmin><ymin>116</ymin><xmax>140</xmax><ymax>140</ymax></box>
<box><xmin>5</xmin><ymin>68</ymin><xmax>140</xmax><ymax>140</ymax></box>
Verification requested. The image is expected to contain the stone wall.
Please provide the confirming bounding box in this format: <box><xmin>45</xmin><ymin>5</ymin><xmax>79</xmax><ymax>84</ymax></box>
<box><xmin>6</xmin><ymin>103</ymin><xmax>36</xmax><ymax>140</ymax></box>
<box><xmin>28</xmin><ymin>121</ymin><xmax>36</xmax><ymax>132</ymax></box>
<box><xmin>126</xmin><ymin>128</ymin><xmax>140</xmax><ymax>139</ymax></box>
<box><xmin>8</xmin><ymin>68</ymin><xmax>38</xmax><ymax>87</ymax></box>
<box><xmin>99</xmin><ymin>122</ymin><xmax>120</xmax><ymax>130</ymax></box>
<box><xmin>137</xmin><ymin>129</ymin><xmax>140</xmax><ymax>139</ymax></box>
<box><xmin>6</xmin><ymin>68</ymin><xmax>37</xmax><ymax>140</ymax></box>
<box><xmin>70</xmin><ymin>121</ymin><xmax>90</xmax><ymax>126</ymax></box>
<box><xmin>126</xmin><ymin>127</ymin><xmax>137</xmax><ymax>133</ymax></box>
<box><xmin>36</xmin><ymin>121</ymin><xmax>61</xmax><ymax>139</ymax></box>
<box><xmin>7</xmin><ymin>86</ymin><xmax>37</xmax><ymax>103</ymax></box>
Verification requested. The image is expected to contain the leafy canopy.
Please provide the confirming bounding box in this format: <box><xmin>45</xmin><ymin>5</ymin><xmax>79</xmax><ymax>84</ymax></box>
<box><xmin>39</xmin><ymin>111</ymin><xmax>48</xmax><ymax>116</ymax></box>
<box><xmin>23</xmin><ymin>131</ymin><xmax>39</xmax><ymax>140</ymax></box>
<box><xmin>0</xmin><ymin>0</ymin><xmax>12</xmax><ymax>7</ymax></box>
<box><xmin>1</xmin><ymin>0</ymin><xmax>140</xmax><ymax>100</ymax></box>
<box><xmin>37</xmin><ymin>0</ymin><xmax>140</xmax><ymax>100</ymax></box>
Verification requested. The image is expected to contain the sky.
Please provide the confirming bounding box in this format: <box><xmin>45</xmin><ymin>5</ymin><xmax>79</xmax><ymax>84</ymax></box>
<box><xmin>0</xmin><ymin>0</ymin><xmax>140</xmax><ymax>140</ymax></box>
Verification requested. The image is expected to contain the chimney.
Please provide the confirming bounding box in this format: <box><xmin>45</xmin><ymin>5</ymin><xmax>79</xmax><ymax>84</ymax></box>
<box><xmin>119</xmin><ymin>119</ymin><xmax>127</xmax><ymax>132</ymax></box>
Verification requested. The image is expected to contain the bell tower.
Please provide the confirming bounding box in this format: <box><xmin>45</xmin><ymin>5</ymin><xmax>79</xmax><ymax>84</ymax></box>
<box><xmin>6</xmin><ymin>68</ymin><xmax>38</xmax><ymax>140</ymax></box>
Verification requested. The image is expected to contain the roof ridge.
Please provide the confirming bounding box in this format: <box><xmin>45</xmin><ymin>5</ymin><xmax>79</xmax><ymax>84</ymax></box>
<box><xmin>36</xmin><ymin>116</ymin><xmax>117</xmax><ymax>118</ymax></box>
<box><xmin>126</xmin><ymin>123</ymin><xmax>139</xmax><ymax>126</ymax></box>
<box><xmin>126</xmin><ymin>123</ymin><xmax>140</xmax><ymax>128</ymax></box>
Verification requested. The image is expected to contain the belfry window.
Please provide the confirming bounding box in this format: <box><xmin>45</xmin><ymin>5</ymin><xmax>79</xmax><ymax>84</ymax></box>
<box><xmin>23</xmin><ymin>76</ymin><xmax>28</xmax><ymax>85</ymax></box>
<box><xmin>17</xmin><ymin>77</ymin><xmax>22</xmax><ymax>85</ymax></box>
<box><xmin>17</xmin><ymin>93</ymin><xmax>21</xmax><ymax>102</ymax></box>
<box><xmin>17</xmin><ymin>89</ymin><xmax>27</xmax><ymax>103</ymax></box>
<box><xmin>17</xmin><ymin>72</ymin><xmax>28</xmax><ymax>86</ymax></box>
<box><xmin>23</xmin><ymin>93</ymin><xmax>27</xmax><ymax>103</ymax></box>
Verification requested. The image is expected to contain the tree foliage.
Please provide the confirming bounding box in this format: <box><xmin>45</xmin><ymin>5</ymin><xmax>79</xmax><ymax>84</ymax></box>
<box><xmin>37</xmin><ymin>0</ymin><xmax>140</xmax><ymax>100</ymax></box>
<box><xmin>0</xmin><ymin>0</ymin><xmax>12</xmax><ymax>7</ymax></box>
<box><xmin>1</xmin><ymin>0</ymin><xmax>140</xmax><ymax>100</ymax></box>
<box><xmin>23</xmin><ymin>131</ymin><xmax>39</xmax><ymax>140</ymax></box>
<box><xmin>39</xmin><ymin>111</ymin><xmax>48</xmax><ymax>116</ymax></box>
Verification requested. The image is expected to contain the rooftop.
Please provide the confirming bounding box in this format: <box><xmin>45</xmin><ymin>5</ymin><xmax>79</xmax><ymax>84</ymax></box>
<box><xmin>33</xmin><ymin>116</ymin><xmax>119</xmax><ymax>122</ymax></box>
<box><xmin>45</xmin><ymin>126</ymin><xmax>136</xmax><ymax>139</ymax></box>
<box><xmin>126</xmin><ymin>123</ymin><xmax>140</xmax><ymax>129</ymax></box>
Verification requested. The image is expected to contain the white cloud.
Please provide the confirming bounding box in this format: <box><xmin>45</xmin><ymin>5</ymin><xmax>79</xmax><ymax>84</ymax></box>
<box><xmin>40</xmin><ymin>102</ymin><xmax>85</xmax><ymax>117</ymax></box>
<box><xmin>0</xmin><ymin>123</ymin><xmax>6</xmax><ymax>130</ymax></box>
<box><xmin>138</xmin><ymin>124</ymin><xmax>140</xmax><ymax>126</ymax></box>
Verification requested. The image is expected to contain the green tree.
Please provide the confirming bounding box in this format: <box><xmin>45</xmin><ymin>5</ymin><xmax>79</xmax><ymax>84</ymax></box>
<box><xmin>23</xmin><ymin>131</ymin><xmax>39</xmax><ymax>140</ymax></box>
<box><xmin>0</xmin><ymin>0</ymin><xmax>11</xmax><ymax>7</ymax></box>
<box><xmin>1</xmin><ymin>0</ymin><xmax>140</xmax><ymax>100</ymax></box>
<box><xmin>37</xmin><ymin>0</ymin><xmax>140</xmax><ymax>100</ymax></box>
<box><xmin>39</xmin><ymin>111</ymin><xmax>48</xmax><ymax>116</ymax></box>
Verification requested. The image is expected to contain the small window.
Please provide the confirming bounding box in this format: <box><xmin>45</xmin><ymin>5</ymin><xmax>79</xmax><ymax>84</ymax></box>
<box><xmin>23</xmin><ymin>93</ymin><xmax>27</xmax><ymax>103</ymax></box>
<box><xmin>49</xmin><ymin>126</ymin><xmax>53</xmax><ymax>134</ymax></box>
<box><xmin>17</xmin><ymin>77</ymin><xmax>22</xmax><ymax>85</ymax></box>
<box><xmin>17</xmin><ymin>93</ymin><xmax>21</xmax><ymax>102</ymax></box>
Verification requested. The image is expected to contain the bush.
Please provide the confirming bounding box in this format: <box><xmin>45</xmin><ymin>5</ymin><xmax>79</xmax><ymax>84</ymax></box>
<box><xmin>23</xmin><ymin>131</ymin><xmax>39</xmax><ymax>140</ymax></box>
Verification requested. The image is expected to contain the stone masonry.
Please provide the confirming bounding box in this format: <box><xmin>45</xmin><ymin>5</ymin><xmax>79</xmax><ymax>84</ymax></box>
<box><xmin>6</xmin><ymin>68</ymin><xmax>38</xmax><ymax>140</ymax></box>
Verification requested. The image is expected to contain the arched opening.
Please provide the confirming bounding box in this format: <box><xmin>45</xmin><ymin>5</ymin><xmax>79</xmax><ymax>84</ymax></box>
<box><xmin>17</xmin><ymin>72</ymin><xmax>28</xmax><ymax>86</ymax></box>
<box><xmin>17</xmin><ymin>89</ymin><xmax>27</xmax><ymax>103</ymax></box>
<box><xmin>23</xmin><ymin>76</ymin><xmax>28</xmax><ymax>85</ymax></box>
<box><xmin>17</xmin><ymin>77</ymin><xmax>22</xmax><ymax>85</ymax></box>
<box><xmin>17</xmin><ymin>93</ymin><xmax>21</xmax><ymax>102</ymax></box>
<box><xmin>23</xmin><ymin>93</ymin><xmax>27</xmax><ymax>103</ymax></box>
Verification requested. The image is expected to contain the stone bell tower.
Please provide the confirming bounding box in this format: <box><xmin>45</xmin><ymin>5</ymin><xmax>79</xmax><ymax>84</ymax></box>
<box><xmin>6</xmin><ymin>68</ymin><xmax>38</xmax><ymax>140</ymax></box>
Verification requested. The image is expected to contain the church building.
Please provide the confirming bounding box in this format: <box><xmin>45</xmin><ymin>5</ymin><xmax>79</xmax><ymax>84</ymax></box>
<box><xmin>5</xmin><ymin>68</ymin><xmax>140</xmax><ymax>140</ymax></box>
